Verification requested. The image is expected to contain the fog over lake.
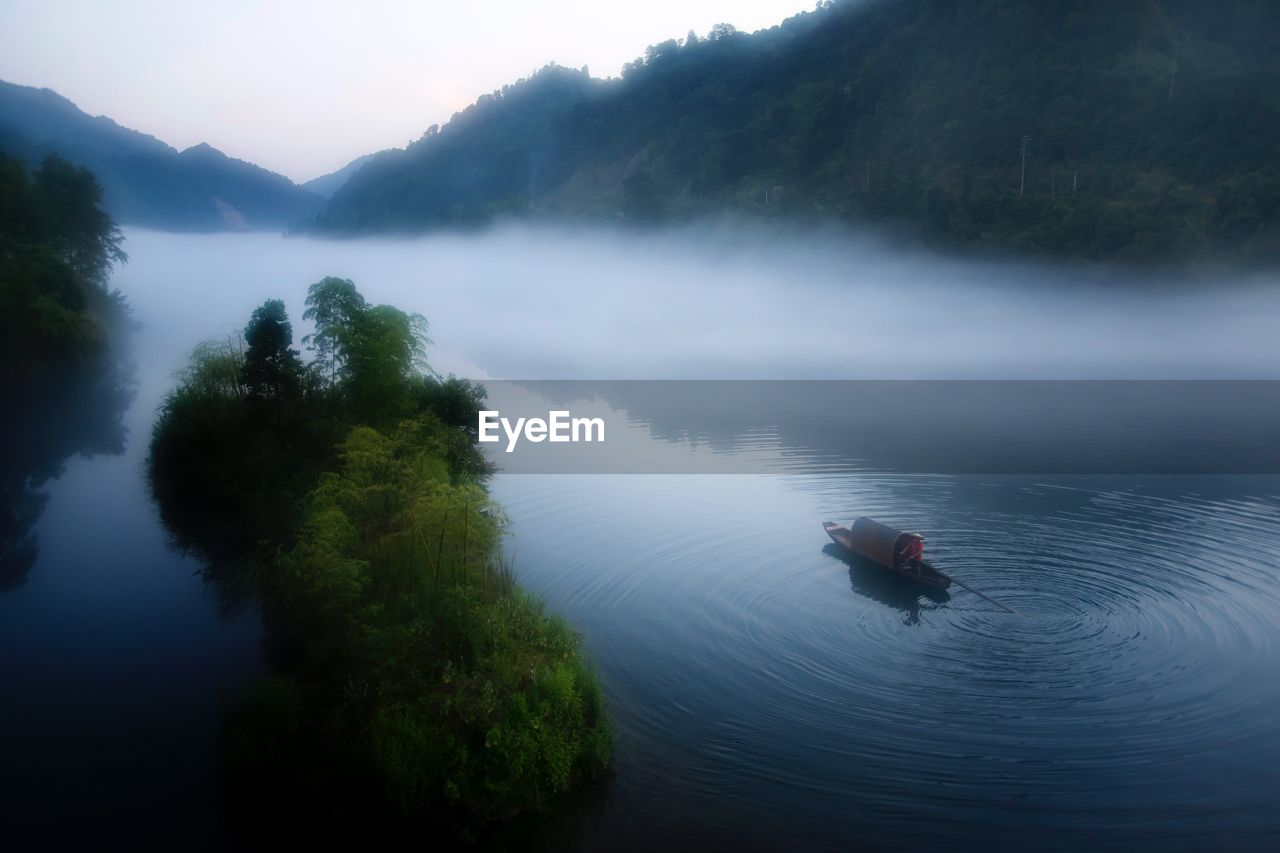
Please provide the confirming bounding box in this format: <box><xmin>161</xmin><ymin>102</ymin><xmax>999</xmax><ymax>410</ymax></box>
<box><xmin>118</xmin><ymin>225</ymin><xmax>1280</xmax><ymax>385</ymax></box>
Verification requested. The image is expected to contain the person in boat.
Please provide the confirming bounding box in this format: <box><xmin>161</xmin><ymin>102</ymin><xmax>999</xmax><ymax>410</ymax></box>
<box><xmin>899</xmin><ymin>535</ymin><xmax>924</xmax><ymax>566</ymax></box>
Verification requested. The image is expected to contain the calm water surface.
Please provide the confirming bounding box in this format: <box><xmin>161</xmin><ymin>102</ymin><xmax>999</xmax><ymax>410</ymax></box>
<box><xmin>3</xmin><ymin>227</ymin><xmax>1279</xmax><ymax>849</ymax></box>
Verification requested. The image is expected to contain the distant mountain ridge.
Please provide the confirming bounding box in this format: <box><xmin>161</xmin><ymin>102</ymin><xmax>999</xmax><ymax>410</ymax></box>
<box><xmin>0</xmin><ymin>80</ymin><xmax>321</xmax><ymax>231</ymax></box>
<box><xmin>303</xmin><ymin>152</ymin><xmax>390</xmax><ymax>198</ymax></box>
<box><xmin>312</xmin><ymin>0</ymin><xmax>1280</xmax><ymax>261</ymax></box>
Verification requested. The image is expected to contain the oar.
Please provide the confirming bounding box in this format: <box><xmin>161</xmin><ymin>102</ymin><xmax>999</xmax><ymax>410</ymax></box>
<box><xmin>930</xmin><ymin>566</ymin><xmax>1020</xmax><ymax>615</ymax></box>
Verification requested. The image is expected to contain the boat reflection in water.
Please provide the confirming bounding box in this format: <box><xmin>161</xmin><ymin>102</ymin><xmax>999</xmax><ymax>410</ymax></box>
<box><xmin>821</xmin><ymin>543</ymin><xmax>949</xmax><ymax>626</ymax></box>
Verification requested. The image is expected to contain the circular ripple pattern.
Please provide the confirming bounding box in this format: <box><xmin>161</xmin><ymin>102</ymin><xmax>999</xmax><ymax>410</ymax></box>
<box><xmin>495</xmin><ymin>474</ymin><xmax>1280</xmax><ymax>851</ymax></box>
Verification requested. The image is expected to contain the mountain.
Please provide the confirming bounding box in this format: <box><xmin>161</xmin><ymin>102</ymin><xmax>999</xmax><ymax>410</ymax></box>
<box><xmin>0</xmin><ymin>80</ymin><xmax>321</xmax><ymax>231</ymax></box>
<box><xmin>312</xmin><ymin>0</ymin><xmax>1280</xmax><ymax>260</ymax></box>
<box><xmin>319</xmin><ymin>68</ymin><xmax>602</xmax><ymax>229</ymax></box>
<box><xmin>302</xmin><ymin>152</ymin><xmax>389</xmax><ymax>198</ymax></box>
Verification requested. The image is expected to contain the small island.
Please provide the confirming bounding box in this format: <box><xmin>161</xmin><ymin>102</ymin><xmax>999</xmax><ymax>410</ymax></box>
<box><xmin>148</xmin><ymin>277</ymin><xmax>611</xmax><ymax>844</ymax></box>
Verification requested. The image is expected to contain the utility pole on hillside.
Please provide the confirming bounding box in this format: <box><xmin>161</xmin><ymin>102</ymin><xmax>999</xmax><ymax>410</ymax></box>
<box><xmin>1019</xmin><ymin>135</ymin><xmax>1031</xmax><ymax>197</ymax></box>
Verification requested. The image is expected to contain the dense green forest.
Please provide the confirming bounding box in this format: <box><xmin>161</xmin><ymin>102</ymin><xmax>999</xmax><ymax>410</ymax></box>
<box><xmin>0</xmin><ymin>81</ymin><xmax>321</xmax><ymax>231</ymax></box>
<box><xmin>315</xmin><ymin>0</ymin><xmax>1280</xmax><ymax>261</ymax></box>
<box><xmin>148</xmin><ymin>279</ymin><xmax>610</xmax><ymax>845</ymax></box>
<box><xmin>0</xmin><ymin>151</ymin><xmax>128</xmax><ymax>373</ymax></box>
<box><xmin>0</xmin><ymin>152</ymin><xmax>133</xmax><ymax>587</ymax></box>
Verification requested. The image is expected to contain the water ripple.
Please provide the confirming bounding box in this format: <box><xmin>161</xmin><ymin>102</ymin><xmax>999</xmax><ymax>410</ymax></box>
<box><xmin>496</xmin><ymin>474</ymin><xmax>1280</xmax><ymax>850</ymax></box>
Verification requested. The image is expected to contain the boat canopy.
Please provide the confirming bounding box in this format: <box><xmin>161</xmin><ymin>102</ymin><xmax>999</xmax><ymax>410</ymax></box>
<box><xmin>849</xmin><ymin>517</ymin><xmax>923</xmax><ymax>567</ymax></box>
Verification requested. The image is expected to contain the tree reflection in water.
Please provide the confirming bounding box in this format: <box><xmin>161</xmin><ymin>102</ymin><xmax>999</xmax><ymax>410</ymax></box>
<box><xmin>0</xmin><ymin>351</ymin><xmax>134</xmax><ymax>589</ymax></box>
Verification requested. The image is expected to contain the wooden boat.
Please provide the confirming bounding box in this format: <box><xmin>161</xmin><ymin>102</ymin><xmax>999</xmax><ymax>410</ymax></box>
<box><xmin>823</xmin><ymin>517</ymin><xmax>952</xmax><ymax>590</ymax></box>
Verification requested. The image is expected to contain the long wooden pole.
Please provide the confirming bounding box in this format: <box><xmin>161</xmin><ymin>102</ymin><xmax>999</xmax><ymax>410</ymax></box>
<box><xmin>930</xmin><ymin>566</ymin><xmax>1019</xmax><ymax>615</ymax></box>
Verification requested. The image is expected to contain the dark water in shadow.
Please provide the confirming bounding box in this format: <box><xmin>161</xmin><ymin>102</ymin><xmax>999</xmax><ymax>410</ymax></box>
<box><xmin>0</xmin><ymin>336</ymin><xmax>264</xmax><ymax>849</ymax></box>
<box><xmin>495</xmin><ymin>472</ymin><xmax>1280</xmax><ymax>850</ymax></box>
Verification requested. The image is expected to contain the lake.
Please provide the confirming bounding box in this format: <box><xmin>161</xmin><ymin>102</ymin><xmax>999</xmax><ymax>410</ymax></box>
<box><xmin>3</xmin><ymin>225</ymin><xmax>1279</xmax><ymax>849</ymax></box>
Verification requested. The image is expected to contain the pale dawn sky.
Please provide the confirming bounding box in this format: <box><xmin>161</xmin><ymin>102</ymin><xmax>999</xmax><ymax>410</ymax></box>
<box><xmin>0</xmin><ymin>1</ymin><xmax>817</xmax><ymax>183</ymax></box>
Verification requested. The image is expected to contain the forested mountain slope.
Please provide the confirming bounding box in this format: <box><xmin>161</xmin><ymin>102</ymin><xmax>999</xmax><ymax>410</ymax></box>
<box><xmin>315</xmin><ymin>0</ymin><xmax>1280</xmax><ymax>260</ymax></box>
<box><xmin>302</xmin><ymin>152</ymin><xmax>389</xmax><ymax>199</ymax></box>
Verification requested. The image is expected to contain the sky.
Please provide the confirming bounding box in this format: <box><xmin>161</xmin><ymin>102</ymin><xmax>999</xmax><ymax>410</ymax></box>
<box><xmin>0</xmin><ymin>1</ymin><xmax>816</xmax><ymax>183</ymax></box>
